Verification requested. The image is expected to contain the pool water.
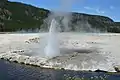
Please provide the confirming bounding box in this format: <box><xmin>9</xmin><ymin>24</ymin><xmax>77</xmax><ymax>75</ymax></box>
<box><xmin>0</xmin><ymin>60</ymin><xmax>120</xmax><ymax>80</ymax></box>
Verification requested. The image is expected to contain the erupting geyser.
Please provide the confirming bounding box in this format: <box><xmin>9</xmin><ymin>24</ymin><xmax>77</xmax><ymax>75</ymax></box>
<box><xmin>44</xmin><ymin>19</ymin><xmax>60</xmax><ymax>58</ymax></box>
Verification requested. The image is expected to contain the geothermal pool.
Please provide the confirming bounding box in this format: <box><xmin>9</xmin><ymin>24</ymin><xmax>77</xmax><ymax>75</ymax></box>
<box><xmin>0</xmin><ymin>33</ymin><xmax>120</xmax><ymax>72</ymax></box>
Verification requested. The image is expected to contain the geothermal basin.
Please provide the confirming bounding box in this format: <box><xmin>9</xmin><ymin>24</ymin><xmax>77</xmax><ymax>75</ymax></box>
<box><xmin>0</xmin><ymin>33</ymin><xmax>120</xmax><ymax>72</ymax></box>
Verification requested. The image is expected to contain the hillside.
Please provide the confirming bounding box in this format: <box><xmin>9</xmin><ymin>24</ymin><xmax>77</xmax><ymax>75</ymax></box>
<box><xmin>0</xmin><ymin>0</ymin><xmax>120</xmax><ymax>32</ymax></box>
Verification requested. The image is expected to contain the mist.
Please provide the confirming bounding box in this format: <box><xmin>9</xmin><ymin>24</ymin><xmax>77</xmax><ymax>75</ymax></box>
<box><xmin>16</xmin><ymin>0</ymin><xmax>106</xmax><ymax>33</ymax></box>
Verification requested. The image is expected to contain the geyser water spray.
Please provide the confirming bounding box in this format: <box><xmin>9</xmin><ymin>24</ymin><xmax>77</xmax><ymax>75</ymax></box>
<box><xmin>44</xmin><ymin>19</ymin><xmax>60</xmax><ymax>58</ymax></box>
<box><xmin>44</xmin><ymin>0</ymin><xmax>77</xmax><ymax>58</ymax></box>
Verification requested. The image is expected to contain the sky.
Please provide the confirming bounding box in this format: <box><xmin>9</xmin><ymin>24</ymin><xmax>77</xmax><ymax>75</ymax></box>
<box><xmin>9</xmin><ymin>0</ymin><xmax>120</xmax><ymax>22</ymax></box>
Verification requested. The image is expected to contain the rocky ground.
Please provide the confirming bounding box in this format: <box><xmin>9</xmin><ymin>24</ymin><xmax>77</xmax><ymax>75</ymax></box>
<box><xmin>0</xmin><ymin>33</ymin><xmax>120</xmax><ymax>72</ymax></box>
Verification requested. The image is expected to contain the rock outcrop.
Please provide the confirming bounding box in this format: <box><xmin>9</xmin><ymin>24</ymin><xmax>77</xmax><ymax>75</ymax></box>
<box><xmin>114</xmin><ymin>66</ymin><xmax>120</xmax><ymax>72</ymax></box>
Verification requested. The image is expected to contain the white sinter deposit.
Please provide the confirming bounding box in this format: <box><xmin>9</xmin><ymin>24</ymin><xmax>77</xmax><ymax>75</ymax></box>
<box><xmin>0</xmin><ymin>33</ymin><xmax>120</xmax><ymax>72</ymax></box>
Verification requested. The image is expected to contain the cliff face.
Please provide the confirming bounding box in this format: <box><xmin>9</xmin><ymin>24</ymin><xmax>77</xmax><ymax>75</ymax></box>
<box><xmin>0</xmin><ymin>1</ymin><xmax>120</xmax><ymax>32</ymax></box>
<box><xmin>72</xmin><ymin>13</ymin><xmax>120</xmax><ymax>33</ymax></box>
<box><xmin>70</xmin><ymin>13</ymin><xmax>114</xmax><ymax>32</ymax></box>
